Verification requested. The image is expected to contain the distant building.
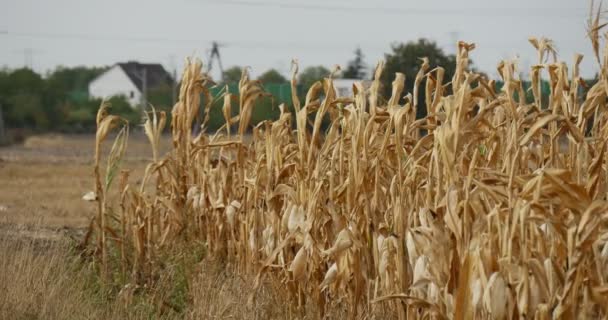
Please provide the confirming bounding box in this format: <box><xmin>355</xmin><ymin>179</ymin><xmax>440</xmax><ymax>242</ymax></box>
<box><xmin>88</xmin><ymin>61</ymin><xmax>173</xmax><ymax>107</ymax></box>
<box><xmin>332</xmin><ymin>79</ymin><xmax>372</xmax><ymax>98</ymax></box>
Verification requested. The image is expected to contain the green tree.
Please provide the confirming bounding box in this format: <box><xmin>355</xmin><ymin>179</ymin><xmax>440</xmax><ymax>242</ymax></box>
<box><xmin>382</xmin><ymin>39</ymin><xmax>460</xmax><ymax>118</ymax></box>
<box><xmin>342</xmin><ymin>47</ymin><xmax>366</xmax><ymax>79</ymax></box>
<box><xmin>44</xmin><ymin>66</ymin><xmax>107</xmax><ymax>128</ymax></box>
<box><xmin>0</xmin><ymin>68</ymin><xmax>12</xmax><ymax>118</ymax></box>
<box><xmin>45</xmin><ymin>66</ymin><xmax>106</xmax><ymax>98</ymax></box>
<box><xmin>0</xmin><ymin>66</ymin><xmax>147</xmax><ymax>132</ymax></box>
<box><xmin>223</xmin><ymin>66</ymin><xmax>243</xmax><ymax>84</ymax></box>
<box><xmin>148</xmin><ymin>83</ymin><xmax>174</xmax><ymax>110</ymax></box>
<box><xmin>298</xmin><ymin>66</ymin><xmax>330</xmax><ymax>92</ymax></box>
<box><xmin>107</xmin><ymin>95</ymin><xmax>141</xmax><ymax>125</ymax></box>
<box><xmin>258</xmin><ymin>69</ymin><xmax>287</xmax><ymax>84</ymax></box>
<box><xmin>1</xmin><ymin>68</ymin><xmax>45</xmax><ymax>128</ymax></box>
<box><xmin>65</xmin><ymin>95</ymin><xmax>139</xmax><ymax>132</ymax></box>
<box><xmin>10</xmin><ymin>92</ymin><xmax>46</xmax><ymax>129</ymax></box>
<box><xmin>6</xmin><ymin>68</ymin><xmax>44</xmax><ymax>92</ymax></box>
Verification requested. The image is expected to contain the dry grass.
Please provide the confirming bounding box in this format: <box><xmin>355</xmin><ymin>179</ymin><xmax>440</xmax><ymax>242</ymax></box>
<box><xmin>0</xmin><ymin>228</ymin><xmax>297</xmax><ymax>319</ymax></box>
<box><xmin>0</xmin><ymin>238</ymin><xmax>89</xmax><ymax>319</ymax></box>
<box><xmin>0</xmin><ymin>236</ymin><xmax>129</xmax><ymax>319</ymax></box>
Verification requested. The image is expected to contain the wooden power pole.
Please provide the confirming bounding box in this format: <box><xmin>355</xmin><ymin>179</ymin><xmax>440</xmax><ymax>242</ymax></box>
<box><xmin>0</xmin><ymin>104</ymin><xmax>6</xmax><ymax>145</ymax></box>
<box><xmin>141</xmin><ymin>67</ymin><xmax>148</xmax><ymax>109</ymax></box>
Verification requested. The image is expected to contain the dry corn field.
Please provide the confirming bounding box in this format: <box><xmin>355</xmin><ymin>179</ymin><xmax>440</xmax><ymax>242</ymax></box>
<box><xmin>86</xmin><ymin>17</ymin><xmax>608</xmax><ymax>320</ymax></box>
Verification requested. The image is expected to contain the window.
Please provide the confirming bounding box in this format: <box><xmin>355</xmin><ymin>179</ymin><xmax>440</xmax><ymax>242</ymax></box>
<box><xmin>130</xmin><ymin>91</ymin><xmax>134</xmax><ymax>98</ymax></box>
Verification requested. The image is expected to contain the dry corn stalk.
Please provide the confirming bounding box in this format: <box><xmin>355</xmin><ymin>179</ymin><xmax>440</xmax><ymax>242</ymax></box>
<box><xmin>88</xmin><ymin>6</ymin><xmax>608</xmax><ymax>318</ymax></box>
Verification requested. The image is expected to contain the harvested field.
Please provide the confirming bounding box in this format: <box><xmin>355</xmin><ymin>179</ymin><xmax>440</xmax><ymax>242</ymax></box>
<box><xmin>0</xmin><ymin>133</ymin><xmax>162</xmax><ymax>228</ymax></box>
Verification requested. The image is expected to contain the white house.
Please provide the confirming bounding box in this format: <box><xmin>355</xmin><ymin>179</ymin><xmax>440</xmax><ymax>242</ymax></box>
<box><xmin>89</xmin><ymin>62</ymin><xmax>173</xmax><ymax>107</ymax></box>
<box><xmin>332</xmin><ymin>78</ymin><xmax>372</xmax><ymax>98</ymax></box>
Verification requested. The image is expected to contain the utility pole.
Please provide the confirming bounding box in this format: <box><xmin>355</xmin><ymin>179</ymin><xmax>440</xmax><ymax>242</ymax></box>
<box><xmin>168</xmin><ymin>55</ymin><xmax>178</xmax><ymax>105</ymax></box>
<box><xmin>14</xmin><ymin>48</ymin><xmax>40</xmax><ymax>69</ymax></box>
<box><xmin>172</xmin><ymin>68</ymin><xmax>178</xmax><ymax>105</ymax></box>
<box><xmin>207</xmin><ymin>41</ymin><xmax>226</xmax><ymax>82</ymax></box>
<box><xmin>141</xmin><ymin>67</ymin><xmax>147</xmax><ymax>109</ymax></box>
<box><xmin>130</xmin><ymin>65</ymin><xmax>148</xmax><ymax>111</ymax></box>
<box><xmin>0</xmin><ymin>104</ymin><xmax>6</xmax><ymax>145</ymax></box>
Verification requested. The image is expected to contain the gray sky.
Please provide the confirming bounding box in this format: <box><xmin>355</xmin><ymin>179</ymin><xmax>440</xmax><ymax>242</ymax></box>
<box><xmin>0</xmin><ymin>0</ymin><xmax>596</xmax><ymax>80</ymax></box>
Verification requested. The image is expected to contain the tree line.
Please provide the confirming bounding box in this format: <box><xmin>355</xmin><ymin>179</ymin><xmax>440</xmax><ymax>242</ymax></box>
<box><xmin>3</xmin><ymin>38</ymin><xmax>542</xmax><ymax>138</ymax></box>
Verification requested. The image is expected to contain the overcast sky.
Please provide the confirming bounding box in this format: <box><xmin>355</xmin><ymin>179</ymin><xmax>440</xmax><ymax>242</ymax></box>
<box><xmin>0</xmin><ymin>0</ymin><xmax>596</xmax><ymax>80</ymax></box>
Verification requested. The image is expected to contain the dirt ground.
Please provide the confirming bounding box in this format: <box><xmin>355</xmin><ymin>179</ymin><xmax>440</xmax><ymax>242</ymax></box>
<box><xmin>0</xmin><ymin>133</ymin><xmax>169</xmax><ymax>231</ymax></box>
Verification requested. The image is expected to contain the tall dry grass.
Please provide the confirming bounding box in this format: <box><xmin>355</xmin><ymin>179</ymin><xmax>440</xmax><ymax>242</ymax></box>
<box><xmin>0</xmin><ymin>234</ymin><xmax>288</xmax><ymax>319</ymax></box>
<box><xmin>0</xmin><ymin>237</ymin><xmax>124</xmax><ymax>319</ymax></box>
<box><xmin>85</xmin><ymin>8</ymin><xmax>608</xmax><ymax>319</ymax></box>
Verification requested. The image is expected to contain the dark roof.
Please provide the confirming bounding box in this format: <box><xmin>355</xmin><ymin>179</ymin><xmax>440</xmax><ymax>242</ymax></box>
<box><xmin>117</xmin><ymin>62</ymin><xmax>173</xmax><ymax>91</ymax></box>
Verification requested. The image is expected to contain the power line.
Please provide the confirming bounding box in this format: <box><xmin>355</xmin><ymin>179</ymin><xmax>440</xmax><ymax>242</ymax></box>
<box><xmin>2</xmin><ymin>31</ymin><xmax>197</xmax><ymax>43</ymax></box>
<box><xmin>0</xmin><ymin>30</ymin><xmax>391</xmax><ymax>51</ymax></box>
<box><xmin>0</xmin><ymin>30</ymin><xmax>593</xmax><ymax>75</ymax></box>
<box><xmin>197</xmin><ymin>0</ymin><xmax>587</xmax><ymax>18</ymax></box>
<box><xmin>0</xmin><ymin>30</ymin><xmax>587</xmax><ymax>51</ymax></box>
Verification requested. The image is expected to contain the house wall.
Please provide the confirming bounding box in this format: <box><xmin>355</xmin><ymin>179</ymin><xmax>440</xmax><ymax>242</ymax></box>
<box><xmin>88</xmin><ymin>65</ymin><xmax>141</xmax><ymax>107</ymax></box>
